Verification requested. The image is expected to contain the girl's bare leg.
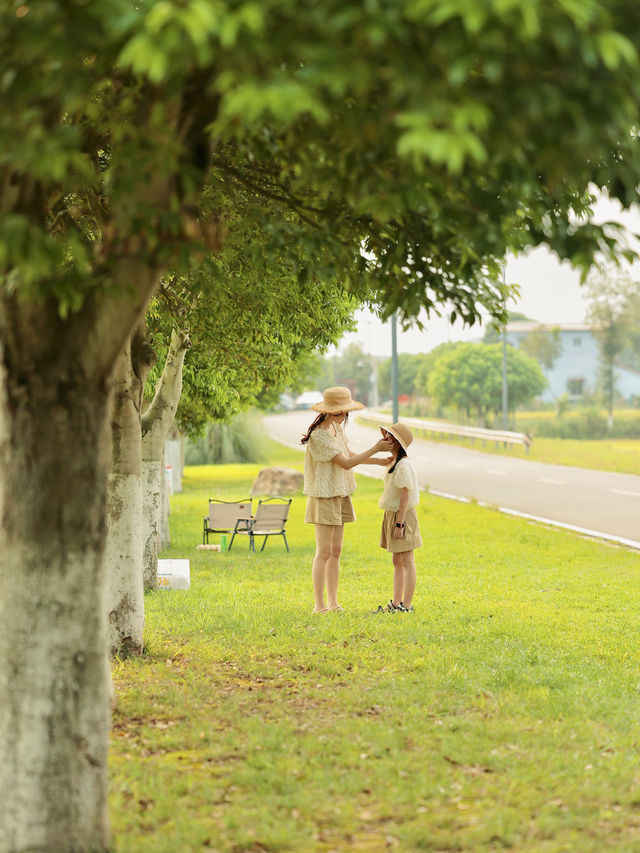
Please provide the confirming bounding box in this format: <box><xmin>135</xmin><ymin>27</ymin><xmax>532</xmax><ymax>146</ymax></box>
<box><xmin>401</xmin><ymin>550</ymin><xmax>416</xmax><ymax>609</ymax></box>
<box><xmin>312</xmin><ymin>524</ymin><xmax>339</xmax><ymax>612</ymax></box>
<box><xmin>392</xmin><ymin>551</ymin><xmax>404</xmax><ymax>607</ymax></box>
<box><xmin>326</xmin><ymin>524</ymin><xmax>344</xmax><ymax>609</ymax></box>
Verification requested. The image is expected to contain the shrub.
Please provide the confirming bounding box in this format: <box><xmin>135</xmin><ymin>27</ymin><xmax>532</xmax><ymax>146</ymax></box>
<box><xmin>516</xmin><ymin>408</ymin><xmax>640</xmax><ymax>439</ymax></box>
<box><xmin>184</xmin><ymin>413</ymin><xmax>268</xmax><ymax>465</ymax></box>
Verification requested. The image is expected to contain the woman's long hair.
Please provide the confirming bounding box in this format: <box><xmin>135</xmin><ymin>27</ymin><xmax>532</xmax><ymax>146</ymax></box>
<box><xmin>301</xmin><ymin>412</ymin><xmax>348</xmax><ymax>444</ymax></box>
<box><xmin>388</xmin><ymin>444</ymin><xmax>407</xmax><ymax>474</ymax></box>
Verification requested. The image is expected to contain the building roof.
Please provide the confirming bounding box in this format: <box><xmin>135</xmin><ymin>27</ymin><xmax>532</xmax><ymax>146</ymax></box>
<box><xmin>506</xmin><ymin>321</ymin><xmax>592</xmax><ymax>333</ymax></box>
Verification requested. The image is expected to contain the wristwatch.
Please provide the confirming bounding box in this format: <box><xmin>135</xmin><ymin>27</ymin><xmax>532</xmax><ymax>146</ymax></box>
<box><xmin>395</xmin><ymin>521</ymin><xmax>405</xmax><ymax>528</ymax></box>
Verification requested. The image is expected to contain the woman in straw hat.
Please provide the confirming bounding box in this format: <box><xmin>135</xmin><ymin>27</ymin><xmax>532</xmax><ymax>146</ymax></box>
<box><xmin>301</xmin><ymin>386</ymin><xmax>392</xmax><ymax>613</ymax></box>
<box><xmin>376</xmin><ymin>422</ymin><xmax>422</xmax><ymax>613</ymax></box>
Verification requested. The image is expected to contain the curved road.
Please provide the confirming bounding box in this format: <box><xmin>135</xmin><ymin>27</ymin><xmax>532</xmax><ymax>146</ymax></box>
<box><xmin>263</xmin><ymin>411</ymin><xmax>640</xmax><ymax>550</ymax></box>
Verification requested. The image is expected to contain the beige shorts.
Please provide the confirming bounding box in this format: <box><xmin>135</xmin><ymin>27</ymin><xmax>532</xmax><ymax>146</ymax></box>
<box><xmin>380</xmin><ymin>507</ymin><xmax>422</xmax><ymax>553</ymax></box>
<box><xmin>305</xmin><ymin>495</ymin><xmax>356</xmax><ymax>525</ymax></box>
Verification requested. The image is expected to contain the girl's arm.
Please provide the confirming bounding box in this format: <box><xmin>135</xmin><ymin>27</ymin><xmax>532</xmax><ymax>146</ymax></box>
<box><xmin>332</xmin><ymin>437</ymin><xmax>392</xmax><ymax>470</ymax></box>
<box><xmin>369</xmin><ymin>455</ymin><xmax>393</xmax><ymax>466</ymax></box>
<box><xmin>394</xmin><ymin>487</ymin><xmax>410</xmax><ymax>538</ymax></box>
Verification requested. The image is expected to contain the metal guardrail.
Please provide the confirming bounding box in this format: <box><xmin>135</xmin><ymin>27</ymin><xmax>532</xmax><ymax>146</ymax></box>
<box><xmin>358</xmin><ymin>410</ymin><xmax>532</xmax><ymax>452</ymax></box>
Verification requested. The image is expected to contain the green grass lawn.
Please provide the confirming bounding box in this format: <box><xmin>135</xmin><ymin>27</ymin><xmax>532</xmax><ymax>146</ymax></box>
<box><xmin>110</xmin><ymin>440</ymin><xmax>640</xmax><ymax>852</ymax></box>
<box><xmin>517</xmin><ymin>436</ymin><xmax>640</xmax><ymax>475</ymax></box>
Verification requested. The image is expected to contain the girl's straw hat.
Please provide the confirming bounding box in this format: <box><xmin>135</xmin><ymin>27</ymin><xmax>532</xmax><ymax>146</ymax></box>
<box><xmin>384</xmin><ymin>422</ymin><xmax>413</xmax><ymax>451</ymax></box>
<box><xmin>311</xmin><ymin>386</ymin><xmax>365</xmax><ymax>413</ymax></box>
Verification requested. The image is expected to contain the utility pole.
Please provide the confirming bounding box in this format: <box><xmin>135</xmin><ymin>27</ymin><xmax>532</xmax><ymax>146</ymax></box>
<box><xmin>391</xmin><ymin>312</ymin><xmax>399</xmax><ymax>423</ymax></box>
<box><xmin>501</xmin><ymin>264</ymin><xmax>508</xmax><ymax>432</ymax></box>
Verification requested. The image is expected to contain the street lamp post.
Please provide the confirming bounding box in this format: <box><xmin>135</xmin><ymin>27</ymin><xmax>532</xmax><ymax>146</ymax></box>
<box><xmin>501</xmin><ymin>264</ymin><xmax>508</xmax><ymax>432</ymax></box>
<box><xmin>391</xmin><ymin>312</ymin><xmax>399</xmax><ymax>422</ymax></box>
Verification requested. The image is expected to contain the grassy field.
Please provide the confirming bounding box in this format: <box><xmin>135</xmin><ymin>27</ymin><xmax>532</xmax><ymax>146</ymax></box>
<box><xmin>110</xmin><ymin>440</ymin><xmax>640</xmax><ymax>852</ymax></box>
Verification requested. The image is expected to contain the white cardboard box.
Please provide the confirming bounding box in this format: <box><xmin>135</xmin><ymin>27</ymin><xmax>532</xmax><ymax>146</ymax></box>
<box><xmin>157</xmin><ymin>559</ymin><xmax>190</xmax><ymax>590</ymax></box>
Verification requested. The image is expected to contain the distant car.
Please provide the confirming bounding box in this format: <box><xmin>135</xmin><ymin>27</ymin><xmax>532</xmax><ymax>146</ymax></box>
<box><xmin>278</xmin><ymin>393</ymin><xmax>296</xmax><ymax>411</ymax></box>
<box><xmin>295</xmin><ymin>391</ymin><xmax>324</xmax><ymax>410</ymax></box>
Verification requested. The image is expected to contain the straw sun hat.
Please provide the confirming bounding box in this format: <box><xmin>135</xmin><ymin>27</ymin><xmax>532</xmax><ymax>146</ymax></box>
<box><xmin>311</xmin><ymin>386</ymin><xmax>365</xmax><ymax>414</ymax></box>
<box><xmin>383</xmin><ymin>422</ymin><xmax>413</xmax><ymax>451</ymax></box>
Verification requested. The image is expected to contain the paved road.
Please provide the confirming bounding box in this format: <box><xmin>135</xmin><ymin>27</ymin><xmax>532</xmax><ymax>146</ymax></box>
<box><xmin>263</xmin><ymin>411</ymin><xmax>640</xmax><ymax>549</ymax></box>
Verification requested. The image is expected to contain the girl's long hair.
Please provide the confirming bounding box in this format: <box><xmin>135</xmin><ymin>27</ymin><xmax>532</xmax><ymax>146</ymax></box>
<box><xmin>388</xmin><ymin>444</ymin><xmax>407</xmax><ymax>474</ymax></box>
<box><xmin>301</xmin><ymin>412</ymin><xmax>348</xmax><ymax>444</ymax></box>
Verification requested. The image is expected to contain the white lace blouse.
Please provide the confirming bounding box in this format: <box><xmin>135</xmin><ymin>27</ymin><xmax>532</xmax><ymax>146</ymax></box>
<box><xmin>378</xmin><ymin>457</ymin><xmax>420</xmax><ymax>511</ymax></box>
<box><xmin>303</xmin><ymin>425</ymin><xmax>356</xmax><ymax>498</ymax></box>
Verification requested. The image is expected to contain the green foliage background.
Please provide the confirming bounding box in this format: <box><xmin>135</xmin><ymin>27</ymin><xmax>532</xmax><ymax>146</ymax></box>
<box><xmin>184</xmin><ymin>413</ymin><xmax>267</xmax><ymax>465</ymax></box>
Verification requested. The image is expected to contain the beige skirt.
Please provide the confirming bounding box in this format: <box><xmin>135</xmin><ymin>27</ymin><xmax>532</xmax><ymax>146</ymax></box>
<box><xmin>380</xmin><ymin>507</ymin><xmax>422</xmax><ymax>553</ymax></box>
<box><xmin>305</xmin><ymin>495</ymin><xmax>356</xmax><ymax>525</ymax></box>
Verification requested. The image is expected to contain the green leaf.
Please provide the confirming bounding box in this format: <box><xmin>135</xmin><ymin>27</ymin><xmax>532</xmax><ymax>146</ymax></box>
<box><xmin>595</xmin><ymin>31</ymin><xmax>638</xmax><ymax>69</ymax></box>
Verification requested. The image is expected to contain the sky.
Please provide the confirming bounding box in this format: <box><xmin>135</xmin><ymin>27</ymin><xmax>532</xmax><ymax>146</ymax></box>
<box><xmin>331</xmin><ymin>193</ymin><xmax>640</xmax><ymax>359</ymax></box>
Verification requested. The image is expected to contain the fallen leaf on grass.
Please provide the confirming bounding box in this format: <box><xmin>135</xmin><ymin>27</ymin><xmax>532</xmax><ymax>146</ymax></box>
<box><xmin>443</xmin><ymin>755</ymin><xmax>493</xmax><ymax>776</ymax></box>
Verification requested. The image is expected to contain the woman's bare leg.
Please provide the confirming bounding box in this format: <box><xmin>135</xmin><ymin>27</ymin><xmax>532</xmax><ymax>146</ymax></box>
<box><xmin>392</xmin><ymin>551</ymin><xmax>404</xmax><ymax>607</ymax></box>
<box><xmin>401</xmin><ymin>550</ymin><xmax>416</xmax><ymax>609</ymax></box>
<box><xmin>326</xmin><ymin>524</ymin><xmax>344</xmax><ymax>609</ymax></box>
<box><xmin>312</xmin><ymin>524</ymin><xmax>338</xmax><ymax>612</ymax></box>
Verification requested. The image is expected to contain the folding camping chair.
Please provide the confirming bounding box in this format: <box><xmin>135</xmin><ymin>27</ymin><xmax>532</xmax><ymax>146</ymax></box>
<box><xmin>228</xmin><ymin>497</ymin><xmax>292</xmax><ymax>552</ymax></box>
<box><xmin>203</xmin><ymin>498</ymin><xmax>252</xmax><ymax>544</ymax></box>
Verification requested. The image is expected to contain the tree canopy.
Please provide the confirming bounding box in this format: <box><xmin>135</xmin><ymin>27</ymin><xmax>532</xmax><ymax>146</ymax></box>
<box><xmin>584</xmin><ymin>264</ymin><xmax>640</xmax><ymax>425</ymax></box>
<box><xmin>428</xmin><ymin>342</ymin><xmax>546</xmax><ymax>420</ymax></box>
<box><xmin>519</xmin><ymin>326</ymin><xmax>563</xmax><ymax>371</ymax></box>
<box><xmin>5</xmin><ymin>0</ymin><xmax>640</xmax><ymax>328</ymax></box>
<box><xmin>378</xmin><ymin>352</ymin><xmax>432</xmax><ymax>400</ymax></box>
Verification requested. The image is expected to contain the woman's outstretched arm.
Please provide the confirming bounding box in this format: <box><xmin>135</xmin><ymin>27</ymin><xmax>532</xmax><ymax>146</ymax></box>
<box><xmin>331</xmin><ymin>437</ymin><xmax>393</xmax><ymax>470</ymax></box>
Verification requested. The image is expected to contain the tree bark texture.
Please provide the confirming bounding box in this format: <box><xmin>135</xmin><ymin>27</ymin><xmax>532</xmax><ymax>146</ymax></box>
<box><xmin>0</xmin><ymin>333</ymin><xmax>111</xmax><ymax>852</ymax></box>
<box><xmin>142</xmin><ymin>327</ymin><xmax>190</xmax><ymax>590</ymax></box>
<box><xmin>105</xmin><ymin>328</ymin><xmax>156</xmax><ymax>656</ymax></box>
<box><xmin>0</xmin><ymin>268</ymin><xmax>160</xmax><ymax>851</ymax></box>
<box><xmin>160</xmin><ymin>445</ymin><xmax>171</xmax><ymax>549</ymax></box>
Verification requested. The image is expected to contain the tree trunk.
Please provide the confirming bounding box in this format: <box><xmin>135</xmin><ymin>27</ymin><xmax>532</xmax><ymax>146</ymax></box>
<box><xmin>160</xmin><ymin>445</ymin><xmax>171</xmax><ymax>549</ymax></box>
<box><xmin>142</xmin><ymin>327</ymin><xmax>190</xmax><ymax>590</ymax></box>
<box><xmin>0</xmin><ymin>261</ymin><xmax>162</xmax><ymax>850</ymax></box>
<box><xmin>608</xmin><ymin>362</ymin><xmax>614</xmax><ymax>432</ymax></box>
<box><xmin>0</xmin><ymin>351</ymin><xmax>111</xmax><ymax>852</ymax></box>
<box><xmin>105</xmin><ymin>327</ymin><xmax>156</xmax><ymax>656</ymax></box>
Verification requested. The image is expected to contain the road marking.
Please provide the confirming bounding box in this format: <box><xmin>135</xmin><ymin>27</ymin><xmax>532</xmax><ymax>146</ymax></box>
<box><xmin>487</xmin><ymin>468</ymin><xmax>508</xmax><ymax>476</ymax></box>
<box><xmin>610</xmin><ymin>489</ymin><xmax>640</xmax><ymax>498</ymax></box>
<box><xmin>424</xmin><ymin>489</ymin><xmax>640</xmax><ymax>553</ymax></box>
<box><xmin>539</xmin><ymin>477</ymin><xmax>565</xmax><ymax>485</ymax></box>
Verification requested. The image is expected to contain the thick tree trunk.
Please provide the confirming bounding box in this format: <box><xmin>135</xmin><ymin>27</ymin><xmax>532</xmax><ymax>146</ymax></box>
<box><xmin>141</xmin><ymin>458</ymin><xmax>164</xmax><ymax>590</ymax></box>
<box><xmin>142</xmin><ymin>328</ymin><xmax>190</xmax><ymax>590</ymax></box>
<box><xmin>105</xmin><ymin>327</ymin><xmax>156</xmax><ymax>656</ymax></box>
<box><xmin>160</xmin><ymin>445</ymin><xmax>171</xmax><ymax>549</ymax></box>
<box><xmin>0</xmin><ymin>351</ymin><xmax>111</xmax><ymax>852</ymax></box>
<box><xmin>0</xmin><ymin>262</ymin><xmax>163</xmax><ymax>851</ymax></box>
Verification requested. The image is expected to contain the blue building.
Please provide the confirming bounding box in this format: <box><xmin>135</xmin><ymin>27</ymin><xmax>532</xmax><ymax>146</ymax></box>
<box><xmin>506</xmin><ymin>322</ymin><xmax>640</xmax><ymax>403</ymax></box>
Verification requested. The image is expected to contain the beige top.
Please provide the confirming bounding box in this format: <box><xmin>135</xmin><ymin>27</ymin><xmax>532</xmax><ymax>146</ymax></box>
<box><xmin>378</xmin><ymin>457</ymin><xmax>420</xmax><ymax>511</ymax></box>
<box><xmin>303</xmin><ymin>424</ymin><xmax>356</xmax><ymax>498</ymax></box>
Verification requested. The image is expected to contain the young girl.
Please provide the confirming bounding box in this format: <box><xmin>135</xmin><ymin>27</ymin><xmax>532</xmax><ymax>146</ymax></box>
<box><xmin>377</xmin><ymin>422</ymin><xmax>422</xmax><ymax>613</ymax></box>
<box><xmin>302</xmin><ymin>386</ymin><xmax>392</xmax><ymax>614</ymax></box>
